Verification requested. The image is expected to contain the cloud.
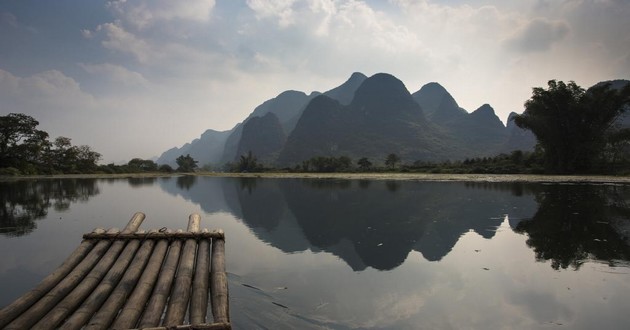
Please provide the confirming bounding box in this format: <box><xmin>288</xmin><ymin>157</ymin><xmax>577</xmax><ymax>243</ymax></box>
<box><xmin>78</xmin><ymin>63</ymin><xmax>148</xmax><ymax>87</ymax></box>
<box><xmin>0</xmin><ymin>69</ymin><xmax>92</xmax><ymax>104</ymax></box>
<box><xmin>504</xmin><ymin>18</ymin><xmax>570</xmax><ymax>53</ymax></box>
<box><xmin>247</xmin><ymin>0</ymin><xmax>297</xmax><ymax>27</ymax></box>
<box><xmin>96</xmin><ymin>22</ymin><xmax>152</xmax><ymax>63</ymax></box>
<box><xmin>106</xmin><ymin>0</ymin><xmax>216</xmax><ymax>29</ymax></box>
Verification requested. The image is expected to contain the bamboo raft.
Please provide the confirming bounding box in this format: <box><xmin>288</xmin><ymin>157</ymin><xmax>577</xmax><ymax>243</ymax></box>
<box><xmin>0</xmin><ymin>213</ymin><xmax>230</xmax><ymax>330</ymax></box>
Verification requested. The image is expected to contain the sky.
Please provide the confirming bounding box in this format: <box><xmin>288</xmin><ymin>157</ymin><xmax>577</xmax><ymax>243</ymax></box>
<box><xmin>1</xmin><ymin>0</ymin><xmax>629</xmax><ymax>163</ymax></box>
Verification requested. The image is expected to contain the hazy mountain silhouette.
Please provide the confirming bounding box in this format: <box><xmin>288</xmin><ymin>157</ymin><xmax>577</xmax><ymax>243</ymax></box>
<box><xmin>224</xmin><ymin>73</ymin><xmax>367</xmax><ymax>163</ymax></box>
<box><xmin>323</xmin><ymin>72</ymin><xmax>367</xmax><ymax>105</ymax></box>
<box><xmin>236</xmin><ymin>112</ymin><xmax>287</xmax><ymax>164</ymax></box>
<box><xmin>279</xmin><ymin>73</ymin><xmax>463</xmax><ymax>164</ymax></box>
<box><xmin>412</xmin><ymin>82</ymin><xmax>467</xmax><ymax>124</ymax></box>
<box><xmin>156</xmin><ymin>129</ymin><xmax>230</xmax><ymax>167</ymax></box>
<box><xmin>503</xmin><ymin>112</ymin><xmax>537</xmax><ymax>152</ymax></box>
<box><xmin>155</xmin><ymin>72</ymin><xmax>589</xmax><ymax>167</ymax></box>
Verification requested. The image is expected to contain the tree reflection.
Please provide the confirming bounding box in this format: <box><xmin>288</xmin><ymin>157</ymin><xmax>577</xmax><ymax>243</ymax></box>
<box><xmin>0</xmin><ymin>179</ymin><xmax>99</xmax><ymax>237</ymax></box>
<box><xmin>176</xmin><ymin>175</ymin><xmax>197</xmax><ymax>190</ymax></box>
<box><xmin>514</xmin><ymin>184</ymin><xmax>630</xmax><ymax>270</ymax></box>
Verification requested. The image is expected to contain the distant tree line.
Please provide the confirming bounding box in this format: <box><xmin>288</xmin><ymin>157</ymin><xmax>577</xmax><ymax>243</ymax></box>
<box><xmin>0</xmin><ymin>113</ymin><xmax>202</xmax><ymax>176</ymax></box>
<box><xmin>1</xmin><ymin>113</ymin><xmax>101</xmax><ymax>175</ymax></box>
<box><xmin>99</xmin><ymin>154</ymin><xmax>198</xmax><ymax>174</ymax></box>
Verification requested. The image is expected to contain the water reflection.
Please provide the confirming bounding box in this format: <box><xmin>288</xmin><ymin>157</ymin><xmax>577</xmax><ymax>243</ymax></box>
<box><xmin>204</xmin><ymin>178</ymin><xmax>629</xmax><ymax>271</ymax></box>
<box><xmin>2</xmin><ymin>177</ymin><xmax>629</xmax><ymax>272</ymax></box>
<box><xmin>0</xmin><ymin>179</ymin><xmax>100</xmax><ymax>237</ymax></box>
<box><xmin>514</xmin><ymin>184</ymin><xmax>630</xmax><ymax>269</ymax></box>
<box><xmin>176</xmin><ymin>175</ymin><xmax>197</xmax><ymax>190</ymax></box>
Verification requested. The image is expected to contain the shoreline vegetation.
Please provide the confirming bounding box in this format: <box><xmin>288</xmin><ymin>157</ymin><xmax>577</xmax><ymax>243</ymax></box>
<box><xmin>3</xmin><ymin>171</ymin><xmax>630</xmax><ymax>184</ymax></box>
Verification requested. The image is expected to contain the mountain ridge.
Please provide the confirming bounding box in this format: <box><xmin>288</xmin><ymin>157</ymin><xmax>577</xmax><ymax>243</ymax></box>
<box><xmin>156</xmin><ymin>72</ymin><xmax>568</xmax><ymax>167</ymax></box>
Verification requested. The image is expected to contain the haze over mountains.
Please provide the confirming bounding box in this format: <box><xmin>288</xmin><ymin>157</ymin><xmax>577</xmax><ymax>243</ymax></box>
<box><xmin>157</xmin><ymin>72</ymin><xmax>537</xmax><ymax>167</ymax></box>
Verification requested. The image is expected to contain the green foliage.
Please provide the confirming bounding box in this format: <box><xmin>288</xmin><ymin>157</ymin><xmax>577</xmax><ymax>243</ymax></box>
<box><xmin>236</xmin><ymin>151</ymin><xmax>261</xmax><ymax>173</ymax></box>
<box><xmin>0</xmin><ymin>113</ymin><xmax>101</xmax><ymax>174</ymax></box>
<box><xmin>176</xmin><ymin>154</ymin><xmax>198</xmax><ymax>172</ymax></box>
<box><xmin>385</xmin><ymin>153</ymin><xmax>400</xmax><ymax>169</ymax></box>
<box><xmin>158</xmin><ymin>164</ymin><xmax>174</xmax><ymax>173</ymax></box>
<box><xmin>300</xmin><ymin>156</ymin><xmax>353</xmax><ymax>173</ymax></box>
<box><xmin>127</xmin><ymin>158</ymin><xmax>158</xmax><ymax>172</ymax></box>
<box><xmin>514</xmin><ymin>80</ymin><xmax>630</xmax><ymax>174</ymax></box>
<box><xmin>357</xmin><ymin>157</ymin><xmax>372</xmax><ymax>171</ymax></box>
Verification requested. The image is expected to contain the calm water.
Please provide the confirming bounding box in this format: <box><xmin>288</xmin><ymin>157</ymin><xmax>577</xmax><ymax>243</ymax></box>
<box><xmin>1</xmin><ymin>177</ymin><xmax>630</xmax><ymax>329</ymax></box>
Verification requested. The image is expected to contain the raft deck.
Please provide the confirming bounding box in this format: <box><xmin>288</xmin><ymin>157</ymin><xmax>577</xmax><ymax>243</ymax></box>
<box><xmin>0</xmin><ymin>213</ymin><xmax>230</xmax><ymax>330</ymax></box>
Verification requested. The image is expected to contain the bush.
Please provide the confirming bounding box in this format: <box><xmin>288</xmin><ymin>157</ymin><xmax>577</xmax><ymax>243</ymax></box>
<box><xmin>0</xmin><ymin>167</ymin><xmax>21</xmax><ymax>176</ymax></box>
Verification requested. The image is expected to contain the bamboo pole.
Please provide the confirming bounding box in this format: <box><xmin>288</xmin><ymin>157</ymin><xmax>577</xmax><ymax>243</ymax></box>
<box><xmin>0</xmin><ymin>227</ymin><xmax>104</xmax><ymax>328</ymax></box>
<box><xmin>31</xmin><ymin>213</ymin><xmax>145</xmax><ymax>329</ymax></box>
<box><xmin>86</xmin><ymin>229</ymin><xmax>159</xmax><ymax>330</ymax></box>
<box><xmin>83</xmin><ymin>231</ymin><xmax>224</xmax><ymax>240</ymax></box>
<box><xmin>137</xmin><ymin>229</ymin><xmax>184</xmax><ymax>328</ymax></box>
<box><xmin>210</xmin><ymin>230</ymin><xmax>229</xmax><ymax>324</ymax></box>
<box><xmin>110</xmin><ymin>230</ymin><xmax>170</xmax><ymax>329</ymax></box>
<box><xmin>3</xmin><ymin>227</ymin><xmax>120</xmax><ymax>330</ymax></box>
<box><xmin>190</xmin><ymin>228</ymin><xmax>211</xmax><ymax>324</ymax></box>
<box><xmin>137</xmin><ymin>322</ymin><xmax>231</xmax><ymax>330</ymax></box>
<box><xmin>163</xmin><ymin>214</ymin><xmax>201</xmax><ymax>326</ymax></box>
<box><xmin>60</xmin><ymin>229</ymin><xmax>146</xmax><ymax>329</ymax></box>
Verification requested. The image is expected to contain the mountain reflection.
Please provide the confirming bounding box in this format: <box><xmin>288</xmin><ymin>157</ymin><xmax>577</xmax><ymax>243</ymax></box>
<box><xmin>164</xmin><ymin>177</ymin><xmax>546</xmax><ymax>271</ymax></box>
<box><xmin>0</xmin><ymin>179</ymin><xmax>100</xmax><ymax>237</ymax></box>
<box><xmin>514</xmin><ymin>184</ymin><xmax>630</xmax><ymax>270</ymax></box>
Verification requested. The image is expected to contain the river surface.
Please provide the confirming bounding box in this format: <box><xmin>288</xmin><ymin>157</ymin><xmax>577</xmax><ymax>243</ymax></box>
<box><xmin>1</xmin><ymin>176</ymin><xmax>630</xmax><ymax>329</ymax></box>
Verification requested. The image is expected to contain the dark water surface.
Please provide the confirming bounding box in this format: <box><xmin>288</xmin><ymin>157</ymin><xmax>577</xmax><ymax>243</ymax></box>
<box><xmin>1</xmin><ymin>177</ymin><xmax>630</xmax><ymax>329</ymax></box>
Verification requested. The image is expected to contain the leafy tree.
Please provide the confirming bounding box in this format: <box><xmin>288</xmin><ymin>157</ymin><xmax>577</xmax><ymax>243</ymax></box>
<box><xmin>236</xmin><ymin>151</ymin><xmax>262</xmax><ymax>172</ymax></box>
<box><xmin>385</xmin><ymin>153</ymin><xmax>400</xmax><ymax>169</ymax></box>
<box><xmin>128</xmin><ymin>158</ymin><xmax>158</xmax><ymax>172</ymax></box>
<box><xmin>302</xmin><ymin>156</ymin><xmax>352</xmax><ymax>172</ymax></box>
<box><xmin>74</xmin><ymin>145</ymin><xmax>102</xmax><ymax>172</ymax></box>
<box><xmin>158</xmin><ymin>164</ymin><xmax>174</xmax><ymax>173</ymax></box>
<box><xmin>357</xmin><ymin>157</ymin><xmax>372</xmax><ymax>171</ymax></box>
<box><xmin>0</xmin><ymin>113</ymin><xmax>49</xmax><ymax>170</ymax></box>
<box><xmin>514</xmin><ymin>80</ymin><xmax>630</xmax><ymax>173</ymax></box>
<box><xmin>176</xmin><ymin>154</ymin><xmax>198</xmax><ymax>172</ymax></box>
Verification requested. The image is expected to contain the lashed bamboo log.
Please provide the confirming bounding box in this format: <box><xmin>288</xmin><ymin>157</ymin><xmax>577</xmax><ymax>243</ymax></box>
<box><xmin>83</xmin><ymin>231</ymin><xmax>224</xmax><ymax>240</ymax></box>
<box><xmin>190</xmin><ymin>228</ymin><xmax>211</xmax><ymax>324</ymax></box>
<box><xmin>137</xmin><ymin>322</ymin><xmax>231</xmax><ymax>330</ymax></box>
<box><xmin>110</xmin><ymin>230</ymin><xmax>170</xmax><ymax>329</ymax></box>
<box><xmin>31</xmin><ymin>212</ymin><xmax>145</xmax><ymax>329</ymax></box>
<box><xmin>0</xmin><ymin>227</ymin><xmax>104</xmax><ymax>328</ymax></box>
<box><xmin>210</xmin><ymin>229</ymin><xmax>229</xmax><ymax>324</ymax></box>
<box><xmin>137</xmin><ymin>229</ymin><xmax>184</xmax><ymax>328</ymax></box>
<box><xmin>60</xmin><ymin>229</ymin><xmax>146</xmax><ymax>329</ymax></box>
<box><xmin>163</xmin><ymin>214</ymin><xmax>201</xmax><ymax>326</ymax></box>
<box><xmin>3</xmin><ymin>227</ymin><xmax>120</xmax><ymax>330</ymax></box>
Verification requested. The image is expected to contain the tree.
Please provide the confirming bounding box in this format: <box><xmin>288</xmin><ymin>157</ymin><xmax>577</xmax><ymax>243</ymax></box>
<box><xmin>237</xmin><ymin>151</ymin><xmax>260</xmax><ymax>172</ymax></box>
<box><xmin>75</xmin><ymin>145</ymin><xmax>102</xmax><ymax>172</ymax></box>
<box><xmin>0</xmin><ymin>113</ymin><xmax>49</xmax><ymax>170</ymax></box>
<box><xmin>128</xmin><ymin>158</ymin><xmax>158</xmax><ymax>172</ymax></box>
<box><xmin>514</xmin><ymin>80</ymin><xmax>630</xmax><ymax>173</ymax></box>
<box><xmin>357</xmin><ymin>157</ymin><xmax>372</xmax><ymax>171</ymax></box>
<box><xmin>385</xmin><ymin>153</ymin><xmax>400</xmax><ymax>169</ymax></box>
<box><xmin>176</xmin><ymin>154</ymin><xmax>198</xmax><ymax>172</ymax></box>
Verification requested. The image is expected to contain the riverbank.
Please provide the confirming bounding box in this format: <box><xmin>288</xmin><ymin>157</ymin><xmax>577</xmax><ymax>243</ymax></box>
<box><xmin>4</xmin><ymin>172</ymin><xmax>630</xmax><ymax>183</ymax></box>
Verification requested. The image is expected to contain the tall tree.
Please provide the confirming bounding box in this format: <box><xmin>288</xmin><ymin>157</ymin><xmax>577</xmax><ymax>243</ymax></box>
<box><xmin>176</xmin><ymin>154</ymin><xmax>198</xmax><ymax>172</ymax></box>
<box><xmin>385</xmin><ymin>153</ymin><xmax>400</xmax><ymax>169</ymax></box>
<box><xmin>514</xmin><ymin>80</ymin><xmax>630</xmax><ymax>173</ymax></box>
<box><xmin>357</xmin><ymin>157</ymin><xmax>372</xmax><ymax>171</ymax></box>
<box><xmin>0</xmin><ymin>113</ymin><xmax>49</xmax><ymax>170</ymax></box>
